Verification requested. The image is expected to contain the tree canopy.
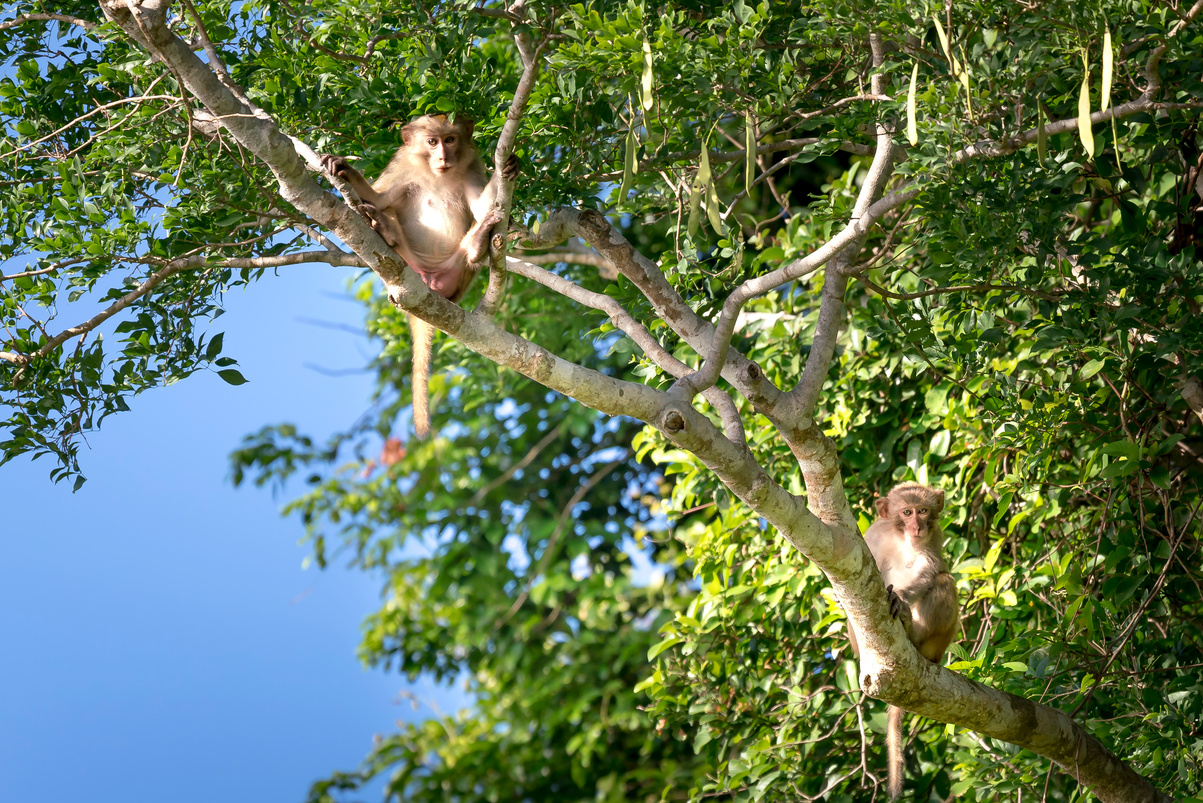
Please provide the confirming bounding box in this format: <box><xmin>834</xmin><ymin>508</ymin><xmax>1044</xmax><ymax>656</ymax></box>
<box><xmin>3</xmin><ymin>1</ymin><xmax>1203</xmax><ymax>801</ymax></box>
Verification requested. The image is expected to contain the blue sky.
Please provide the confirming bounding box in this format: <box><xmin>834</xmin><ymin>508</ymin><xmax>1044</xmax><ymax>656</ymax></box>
<box><xmin>1</xmin><ymin>264</ymin><xmax>464</xmax><ymax>802</ymax></box>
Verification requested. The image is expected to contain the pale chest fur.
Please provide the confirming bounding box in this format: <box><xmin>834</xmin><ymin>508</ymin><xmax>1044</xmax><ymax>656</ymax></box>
<box><xmin>401</xmin><ymin>192</ymin><xmax>473</xmax><ymax>268</ymax></box>
<box><xmin>864</xmin><ymin>521</ymin><xmax>946</xmax><ymax>594</ymax></box>
<box><xmin>877</xmin><ymin>538</ymin><xmax>941</xmax><ymax>591</ymax></box>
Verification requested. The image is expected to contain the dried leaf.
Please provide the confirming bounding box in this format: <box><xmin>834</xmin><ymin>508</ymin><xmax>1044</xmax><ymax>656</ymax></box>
<box><xmin>1078</xmin><ymin>60</ymin><xmax>1095</xmax><ymax>159</ymax></box>
<box><xmin>618</xmin><ymin>123</ymin><xmax>638</xmax><ymax>201</ymax></box>
<box><xmin>705</xmin><ymin>176</ymin><xmax>723</xmax><ymax>234</ymax></box>
<box><xmin>745</xmin><ymin>111</ymin><xmax>756</xmax><ymax>194</ymax></box>
<box><xmin>641</xmin><ymin>39</ymin><xmax>654</xmax><ymax>111</ymax></box>
<box><xmin>933</xmin><ymin>16</ymin><xmax>952</xmax><ymax>64</ymax></box>
<box><xmin>907</xmin><ymin>61</ymin><xmax>919</xmax><ymax>146</ymax></box>
<box><xmin>1101</xmin><ymin>26</ymin><xmax>1113</xmax><ymax>111</ymax></box>
<box><xmin>688</xmin><ymin>137</ymin><xmax>710</xmax><ymax>237</ymax></box>
<box><xmin>958</xmin><ymin>53</ymin><xmax>972</xmax><ymax>117</ymax></box>
<box><xmin>697</xmin><ymin>140</ymin><xmax>722</xmax><ymax>234</ymax></box>
<box><xmin>1036</xmin><ymin>100</ymin><xmax>1047</xmax><ymax>161</ymax></box>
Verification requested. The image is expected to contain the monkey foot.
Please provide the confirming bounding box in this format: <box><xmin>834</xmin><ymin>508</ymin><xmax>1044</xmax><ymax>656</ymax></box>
<box><xmin>502</xmin><ymin>154</ymin><xmax>520</xmax><ymax>181</ymax></box>
<box><xmin>320</xmin><ymin>153</ymin><xmax>351</xmax><ymax>178</ymax></box>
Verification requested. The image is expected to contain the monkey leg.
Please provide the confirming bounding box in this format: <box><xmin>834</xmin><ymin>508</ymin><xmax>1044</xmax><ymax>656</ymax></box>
<box><xmin>463</xmin><ymin>207</ymin><xmax>505</xmax><ymax>265</ymax></box>
<box><xmin>911</xmin><ymin>572</ymin><xmax>959</xmax><ymax>662</ymax></box>
<box><xmin>353</xmin><ymin>202</ymin><xmax>405</xmax><ymax>248</ymax></box>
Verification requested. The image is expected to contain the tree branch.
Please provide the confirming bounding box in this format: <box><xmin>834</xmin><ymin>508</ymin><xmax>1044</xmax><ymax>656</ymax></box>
<box><xmin>525</xmin><ymin>208</ymin><xmax>786</xmax><ymax>413</ymax></box>
<box><xmin>4</xmin><ymin>251</ymin><xmax>360</xmax><ymax>365</ymax></box>
<box><xmin>0</xmin><ymin>12</ymin><xmax>97</xmax><ymax>32</ymax></box>
<box><xmin>508</xmin><ymin>257</ymin><xmax>745</xmax><ymax>445</ymax></box>
<box><xmin>479</xmin><ymin>5</ymin><xmax>545</xmax><ymax>316</ymax></box>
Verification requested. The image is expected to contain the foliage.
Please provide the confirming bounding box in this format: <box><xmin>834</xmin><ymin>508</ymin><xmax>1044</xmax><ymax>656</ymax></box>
<box><xmin>4</xmin><ymin>0</ymin><xmax>1203</xmax><ymax>801</ymax></box>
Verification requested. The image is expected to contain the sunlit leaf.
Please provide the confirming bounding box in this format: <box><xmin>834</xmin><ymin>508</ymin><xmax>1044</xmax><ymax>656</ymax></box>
<box><xmin>745</xmin><ymin>110</ymin><xmax>756</xmax><ymax>194</ymax></box>
<box><xmin>641</xmin><ymin>38</ymin><xmax>654</xmax><ymax>111</ymax></box>
<box><xmin>1101</xmin><ymin>26</ymin><xmax>1113</xmax><ymax>111</ymax></box>
<box><xmin>907</xmin><ymin>61</ymin><xmax>919</xmax><ymax>146</ymax></box>
<box><xmin>1078</xmin><ymin>56</ymin><xmax>1095</xmax><ymax>158</ymax></box>
<box><xmin>1036</xmin><ymin>100</ymin><xmax>1047</xmax><ymax>161</ymax></box>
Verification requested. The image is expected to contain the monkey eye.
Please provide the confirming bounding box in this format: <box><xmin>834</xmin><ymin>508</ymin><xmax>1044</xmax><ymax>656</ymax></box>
<box><xmin>902</xmin><ymin>508</ymin><xmax>913</xmax><ymax>515</ymax></box>
<box><xmin>444</xmin><ymin>136</ymin><xmax>456</xmax><ymax>144</ymax></box>
<box><xmin>918</xmin><ymin>507</ymin><xmax>928</xmax><ymax>514</ymax></box>
<box><xmin>426</xmin><ymin>137</ymin><xmax>438</xmax><ymax>146</ymax></box>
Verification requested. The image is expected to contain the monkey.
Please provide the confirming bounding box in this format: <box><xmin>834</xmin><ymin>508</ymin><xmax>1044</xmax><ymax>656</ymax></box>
<box><xmin>846</xmin><ymin>481</ymin><xmax>960</xmax><ymax>801</ymax></box>
<box><xmin>321</xmin><ymin>114</ymin><xmax>518</xmax><ymax>438</ymax></box>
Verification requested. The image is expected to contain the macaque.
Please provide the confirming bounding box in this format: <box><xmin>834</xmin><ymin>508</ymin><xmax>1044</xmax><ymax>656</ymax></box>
<box><xmin>321</xmin><ymin>114</ymin><xmax>518</xmax><ymax>438</ymax></box>
<box><xmin>846</xmin><ymin>481</ymin><xmax>960</xmax><ymax>801</ymax></box>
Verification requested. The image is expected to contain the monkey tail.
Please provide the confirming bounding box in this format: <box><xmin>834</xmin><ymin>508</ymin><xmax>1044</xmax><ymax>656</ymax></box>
<box><xmin>887</xmin><ymin>704</ymin><xmax>905</xmax><ymax>800</ymax></box>
<box><xmin>410</xmin><ymin>314</ymin><xmax>435</xmax><ymax>439</ymax></box>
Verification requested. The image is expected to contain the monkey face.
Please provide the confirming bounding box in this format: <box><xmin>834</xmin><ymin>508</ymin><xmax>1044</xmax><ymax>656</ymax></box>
<box><xmin>422</xmin><ymin>133</ymin><xmax>460</xmax><ymax>174</ymax></box>
<box><xmin>898</xmin><ymin>505</ymin><xmax>933</xmax><ymax>539</ymax></box>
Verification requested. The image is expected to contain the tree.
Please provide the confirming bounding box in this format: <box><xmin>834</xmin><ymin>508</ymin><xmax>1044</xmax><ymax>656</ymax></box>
<box><xmin>3</xmin><ymin>1</ymin><xmax>1202</xmax><ymax>801</ymax></box>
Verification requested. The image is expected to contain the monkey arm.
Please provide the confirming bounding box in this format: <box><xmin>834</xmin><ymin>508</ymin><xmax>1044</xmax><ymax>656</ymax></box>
<box><xmin>320</xmin><ymin>155</ymin><xmax>409</xmax><ymax>249</ymax></box>
<box><xmin>320</xmin><ymin>155</ymin><xmax>384</xmax><ymax>206</ymax></box>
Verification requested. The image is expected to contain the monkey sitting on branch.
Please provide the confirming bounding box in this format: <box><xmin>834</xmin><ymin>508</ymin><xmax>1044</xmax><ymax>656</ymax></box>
<box><xmin>322</xmin><ymin>114</ymin><xmax>519</xmax><ymax>439</ymax></box>
<box><xmin>846</xmin><ymin>481</ymin><xmax>960</xmax><ymax>801</ymax></box>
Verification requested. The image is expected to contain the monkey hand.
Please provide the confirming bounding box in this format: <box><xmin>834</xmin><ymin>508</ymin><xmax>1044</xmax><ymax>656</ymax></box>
<box><xmin>885</xmin><ymin>584</ymin><xmax>914</xmax><ymax>631</ymax></box>
<box><xmin>501</xmin><ymin>154</ymin><xmax>520</xmax><ymax>181</ymax></box>
<box><xmin>320</xmin><ymin>153</ymin><xmax>352</xmax><ymax>179</ymax></box>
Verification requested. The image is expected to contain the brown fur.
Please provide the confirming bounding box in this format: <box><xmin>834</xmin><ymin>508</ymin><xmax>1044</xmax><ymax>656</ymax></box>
<box><xmin>847</xmin><ymin>482</ymin><xmax>960</xmax><ymax>800</ymax></box>
<box><xmin>322</xmin><ymin>115</ymin><xmax>516</xmax><ymax>438</ymax></box>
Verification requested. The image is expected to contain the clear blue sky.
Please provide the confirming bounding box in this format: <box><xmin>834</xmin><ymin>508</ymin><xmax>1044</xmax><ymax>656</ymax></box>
<box><xmin>0</xmin><ymin>265</ymin><xmax>464</xmax><ymax>802</ymax></box>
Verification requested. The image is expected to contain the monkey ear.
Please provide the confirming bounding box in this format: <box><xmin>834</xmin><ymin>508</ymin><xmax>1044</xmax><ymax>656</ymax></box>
<box><xmin>932</xmin><ymin>489</ymin><xmax>945</xmax><ymax>510</ymax></box>
<box><xmin>401</xmin><ymin>121</ymin><xmax>418</xmax><ymax>147</ymax></box>
<box><xmin>457</xmin><ymin>117</ymin><xmax>476</xmax><ymax>139</ymax></box>
<box><xmin>874</xmin><ymin>497</ymin><xmax>891</xmax><ymax>518</ymax></box>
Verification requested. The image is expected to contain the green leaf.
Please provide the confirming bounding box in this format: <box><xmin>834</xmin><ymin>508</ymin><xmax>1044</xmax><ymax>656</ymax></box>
<box><xmin>924</xmin><ymin>384</ymin><xmax>949</xmax><ymax>414</ymax></box>
<box><xmin>204</xmin><ymin>332</ymin><xmax>225</xmax><ymax>362</ymax></box>
<box><xmin>1079</xmin><ymin>358</ymin><xmax>1104</xmax><ymax>379</ymax></box>
<box><xmin>217</xmin><ymin>369</ymin><xmax>248</xmax><ymax>385</ymax></box>
<box><xmin>648</xmin><ymin>635</ymin><xmax>683</xmax><ymax>660</ymax></box>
